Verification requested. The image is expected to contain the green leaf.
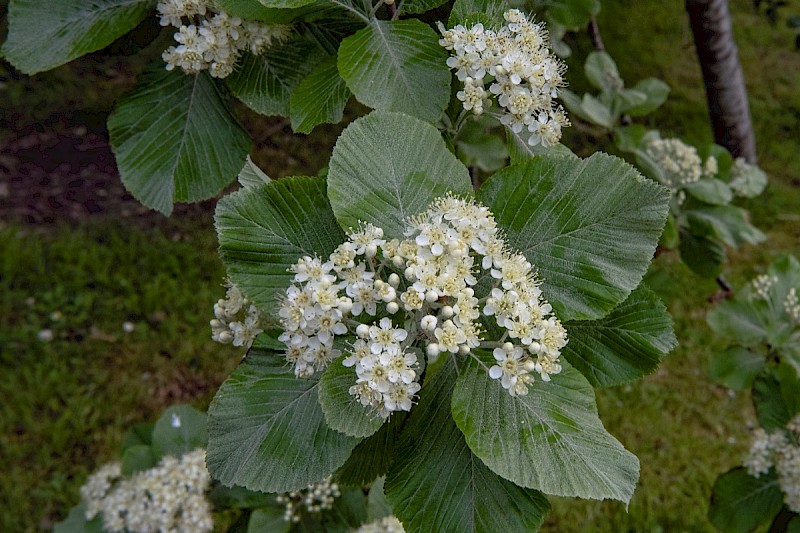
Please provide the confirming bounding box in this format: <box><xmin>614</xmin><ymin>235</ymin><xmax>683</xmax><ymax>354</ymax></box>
<box><xmin>208</xmin><ymin>484</ymin><xmax>275</xmax><ymax>509</ymax></box>
<box><xmin>584</xmin><ymin>51</ymin><xmax>623</xmax><ymax>92</ymax></box>
<box><xmin>562</xmin><ymin>284</ymin><xmax>677</xmax><ymax>387</ymax></box>
<box><xmin>455</xmin><ymin>118</ymin><xmax>509</xmax><ymax>172</ymax></box>
<box><xmin>258</xmin><ymin>0</ymin><xmax>317</xmax><ymax>8</ymax></box>
<box><xmin>451</xmin><ymin>357</ymin><xmax>639</xmax><ymax>503</ymax></box>
<box><xmin>613</xmin><ymin>124</ymin><xmax>649</xmax><ymax>154</ymax></box>
<box><xmin>581</xmin><ymin>93</ymin><xmax>615</xmax><ymax>128</ymax></box>
<box><xmin>448</xmin><ymin>0</ymin><xmax>509</xmax><ymax>26</ymax></box>
<box><xmin>248</xmin><ymin>507</ymin><xmax>291</xmax><ymax>533</ymax></box>
<box><xmin>685</xmin><ymin>178</ymin><xmax>734</xmax><ymax>205</ymax></box>
<box><xmin>53</xmin><ymin>502</ymin><xmax>104</xmax><ymax>533</ymax></box>
<box><xmin>385</xmin><ymin>360</ymin><xmax>550</xmax><ymax>532</ymax></box>
<box><xmin>558</xmin><ymin>89</ymin><xmax>591</xmax><ymax>123</ymax></box>
<box><xmin>213</xmin><ymin>0</ymin><xmax>307</xmax><ymax>22</ymax></box>
<box><xmin>151</xmin><ymin>404</ymin><xmax>208</xmax><ymax>458</ymax></box>
<box><xmin>478</xmin><ymin>153</ymin><xmax>670</xmax><ymax>321</ymax></box>
<box><xmin>366</xmin><ymin>478</ymin><xmax>393</xmax><ymax>521</ymax></box>
<box><xmin>398</xmin><ymin>0</ymin><xmax>449</xmax><ymax>15</ymax></box>
<box><xmin>625</xmin><ymin>78</ymin><xmax>670</xmax><ymax>117</ymax></box>
<box><xmin>545</xmin><ymin>0</ymin><xmax>601</xmax><ymax>29</ymax></box>
<box><xmin>238</xmin><ymin>156</ymin><xmax>271</xmax><ymax>190</ymax></box>
<box><xmin>290</xmin><ymin>56</ymin><xmax>351</xmax><ymax>134</ymax></box>
<box><xmin>708</xmin><ymin>467</ymin><xmax>783</xmax><ymax>533</ymax></box>
<box><xmin>121</xmin><ymin>444</ymin><xmax>157</xmax><ymax>475</ymax></box>
<box><xmin>660</xmin><ymin>213</ymin><xmax>680</xmax><ymax>249</ymax></box>
<box><xmin>678</xmin><ymin>231</ymin><xmax>725</xmax><ymax>278</ymax></box>
<box><xmin>227</xmin><ymin>36</ymin><xmax>323</xmax><ymax>116</ymax></box>
<box><xmin>506</xmin><ymin>127</ymin><xmax>575</xmax><ymax>164</ymax></box>
<box><xmin>707</xmin><ymin>296</ymin><xmax>768</xmax><ymax>347</ymax></box>
<box><xmin>215</xmin><ymin>176</ymin><xmax>346</xmax><ymax>315</ymax></box>
<box><xmin>207</xmin><ymin>349</ymin><xmax>360</xmax><ymax>493</ymax></box>
<box><xmin>108</xmin><ymin>68</ymin><xmax>251</xmax><ymax>215</ymax></box>
<box><xmin>120</xmin><ymin>422</ymin><xmax>154</xmax><ymax>452</ymax></box>
<box><xmin>327</xmin><ymin>111</ymin><xmax>472</xmax><ymax>239</ymax></box>
<box><xmin>318</xmin><ymin>354</ymin><xmax>386</xmax><ymax>438</ymax></box>
<box><xmin>753</xmin><ymin>364</ymin><xmax>800</xmax><ymax>431</ymax></box>
<box><xmin>685</xmin><ymin>205</ymin><xmax>766</xmax><ymax>247</ymax></box>
<box><xmin>1</xmin><ymin>0</ymin><xmax>154</xmax><ymax>75</ymax></box>
<box><xmin>710</xmin><ymin>346</ymin><xmax>765</xmax><ymax>391</ymax></box>
<box><xmin>334</xmin><ymin>413</ymin><xmax>406</xmax><ymax>487</ymax></box>
<box><xmin>338</xmin><ymin>19</ymin><xmax>451</xmax><ymax>122</ymax></box>
<box><xmin>610</xmin><ymin>89</ymin><xmax>647</xmax><ymax>117</ymax></box>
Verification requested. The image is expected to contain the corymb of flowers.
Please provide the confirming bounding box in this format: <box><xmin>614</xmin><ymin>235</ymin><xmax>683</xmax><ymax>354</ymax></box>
<box><xmin>156</xmin><ymin>0</ymin><xmax>291</xmax><ymax>78</ymax></box>
<box><xmin>278</xmin><ymin>195</ymin><xmax>568</xmax><ymax>418</ymax></box>
<box><xmin>438</xmin><ymin>10</ymin><xmax>571</xmax><ymax>148</ymax></box>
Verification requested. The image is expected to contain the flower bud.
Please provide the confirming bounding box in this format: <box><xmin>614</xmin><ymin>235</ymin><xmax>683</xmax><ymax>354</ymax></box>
<box><xmin>404</xmin><ymin>267</ymin><xmax>415</xmax><ymax>280</ymax></box>
<box><xmin>426</xmin><ymin>342</ymin><xmax>440</xmax><ymax>358</ymax></box>
<box><xmin>458</xmin><ymin>344</ymin><xmax>470</xmax><ymax>355</ymax></box>
<box><xmin>337</xmin><ymin>297</ymin><xmax>353</xmax><ymax>314</ymax></box>
<box><xmin>425</xmin><ymin>290</ymin><xmax>439</xmax><ymax>303</ymax></box>
<box><xmin>388</xmin><ymin>273</ymin><xmax>400</xmax><ymax>288</ymax></box>
<box><xmin>356</xmin><ymin>324</ymin><xmax>370</xmax><ymax>338</ymax></box>
<box><xmin>421</xmin><ymin>315</ymin><xmax>437</xmax><ymax>331</ymax></box>
<box><xmin>386</xmin><ymin>302</ymin><xmax>399</xmax><ymax>314</ymax></box>
<box><xmin>441</xmin><ymin>305</ymin><xmax>454</xmax><ymax>318</ymax></box>
<box><xmin>366</xmin><ymin>244</ymin><xmax>378</xmax><ymax>258</ymax></box>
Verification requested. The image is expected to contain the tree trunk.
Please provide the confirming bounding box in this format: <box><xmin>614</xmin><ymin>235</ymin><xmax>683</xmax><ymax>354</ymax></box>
<box><xmin>685</xmin><ymin>0</ymin><xmax>757</xmax><ymax>163</ymax></box>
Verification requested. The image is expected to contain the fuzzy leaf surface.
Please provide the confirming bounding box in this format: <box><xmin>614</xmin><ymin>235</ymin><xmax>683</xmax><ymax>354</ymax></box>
<box><xmin>215</xmin><ymin>176</ymin><xmax>345</xmax><ymax>315</ymax></box>
<box><xmin>206</xmin><ymin>349</ymin><xmax>359</xmax><ymax>493</ymax></box>
<box><xmin>563</xmin><ymin>284</ymin><xmax>677</xmax><ymax>387</ymax></box>
<box><xmin>327</xmin><ymin>111</ymin><xmax>471</xmax><ymax>238</ymax></box>
<box><xmin>108</xmin><ymin>68</ymin><xmax>250</xmax><ymax>214</ymax></box>
<box><xmin>385</xmin><ymin>361</ymin><xmax>550</xmax><ymax>532</ymax></box>
<box><xmin>478</xmin><ymin>153</ymin><xmax>669</xmax><ymax>321</ymax></box>
<box><xmin>338</xmin><ymin>20</ymin><xmax>451</xmax><ymax>122</ymax></box>
<box><xmin>451</xmin><ymin>357</ymin><xmax>639</xmax><ymax>502</ymax></box>
<box><xmin>2</xmin><ymin>0</ymin><xmax>153</xmax><ymax>74</ymax></box>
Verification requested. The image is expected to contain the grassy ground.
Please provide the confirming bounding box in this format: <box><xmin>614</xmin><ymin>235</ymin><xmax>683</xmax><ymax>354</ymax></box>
<box><xmin>0</xmin><ymin>219</ymin><xmax>239</xmax><ymax>531</ymax></box>
<box><xmin>1</xmin><ymin>0</ymin><xmax>799</xmax><ymax>531</ymax></box>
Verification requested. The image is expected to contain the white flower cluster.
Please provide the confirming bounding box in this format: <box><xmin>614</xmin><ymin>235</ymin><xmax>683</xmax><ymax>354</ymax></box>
<box><xmin>80</xmin><ymin>449</ymin><xmax>212</xmax><ymax>533</ymax></box>
<box><xmin>276</xmin><ymin>476</ymin><xmax>340</xmax><ymax>523</ymax></box>
<box><xmin>752</xmin><ymin>274</ymin><xmax>778</xmax><ymax>301</ymax></box>
<box><xmin>355</xmin><ymin>515</ymin><xmax>406</xmax><ymax>533</ymax></box>
<box><xmin>729</xmin><ymin>157</ymin><xmax>767</xmax><ymax>198</ymax></box>
<box><xmin>786</xmin><ymin>288</ymin><xmax>800</xmax><ymax>323</ymax></box>
<box><xmin>277</xmin><ymin>195</ymin><xmax>567</xmax><ymax>416</ymax></box>
<box><xmin>645</xmin><ymin>138</ymin><xmax>703</xmax><ymax>192</ymax></box>
<box><xmin>438</xmin><ymin>10</ymin><xmax>570</xmax><ymax>148</ymax></box>
<box><xmin>745</xmin><ymin>416</ymin><xmax>800</xmax><ymax>512</ymax></box>
<box><xmin>157</xmin><ymin>0</ymin><xmax>292</xmax><ymax>78</ymax></box>
<box><xmin>210</xmin><ymin>282</ymin><xmax>263</xmax><ymax>349</ymax></box>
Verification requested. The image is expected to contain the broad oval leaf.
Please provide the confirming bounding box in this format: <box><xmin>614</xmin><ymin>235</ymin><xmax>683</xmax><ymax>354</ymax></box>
<box><xmin>215</xmin><ymin>176</ymin><xmax>346</xmax><ymax>315</ymax></box>
<box><xmin>685</xmin><ymin>178</ymin><xmax>734</xmax><ymax>205</ymax></box>
<box><xmin>385</xmin><ymin>360</ymin><xmax>550</xmax><ymax>532</ymax></box>
<box><xmin>108</xmin><ymin>68</ymin><xmax>251</xmax><ymax>214</ymax></box>
<box><xmin>151</xmin><ymin>404</ymin><xmax>208</xmax><ymax>458</ymax></box>
<box><xmin>685</xmin><ymin>205</ymin><xmax>766</xmax><ymax>248</ymax></box>
<box><xmin>237</xmin><ymin>156</ymin><xmax>271</xmax><ymax>190</ymax></box>
<box><xmin>448</xmin><ymin>0</ymin><xmax>508</xmax><ymax>26</ymax></box>
<box><xmin>215</xmin><ymin>0</ymin><xmax>307</xmax><ymax>22</ymax></box>
<box><xmin>398</xmin><ymin>0</ymin><xmax>449</xmax><ymax>15</ymax></box>
<box><xmin>478</xmin><ymin>153</ymin><xmax>670</xmax><ymax>321</ymax></box>
<box><xmin>585</xmin><ymin>51</ymin><xmax>622</xmax><ymax>92</ymax></box>
<box><xmin>563</xmin><ymin>284</ymin><xmax>677</xmax><ymax>387</ymax></box>
<box><xmin>709</xmin><ymin>346</ymin><xmax>765</xmax><ymax>391</ymax></box>
<box><xmin>258</xmin><ymin>0</ymin><xmax>317</xmax><ymax>8</ymax></box>
<box><xmin>290</xmin><ymin>56</ymin><xmax>351</xmax><ymax>134</ymax></box>
<box><xmin>318</xmin><ymin>354</ymin><xmax>386</xmax><ymax>438</ymax></box>
<box><xmin>707</xmin><ymin>297</ymin><xmax>769</xmax><ymax>347</ymax></box>
<box><xmin>451</xmin><ymin>357</ymin><xmax>640</xmax><ymax>503</ymax></box>
<box><xmin>626</xmin><ymin>78</ymin><xmax>670</xmax><ymax>117</ymax></box>
<box><xmin>206</xmin><ymin>349</ymin><xmax>360</xmax><ymax>493</ymax></box>
<box><xmin>327</xmin><ymin>111</ymin><xmax>472</xmax><ymax>238</ymax></box>
<box><xmin>227</xmin><ymin>36</ymin><xmax>324</xmax><ymax>116</ymax></box>
<box><xmin>338</xmin><ymin>19</ymin><xmax>451</xmax><ymax>122</ymax></box>
<box><xmin>753</xmin><ymin>364</ymin><xmax>800</xmax><ymax>432</ymax></box>
<box><xmin>708</xmin><ymin>467</ymin><xmax>783</xmax><ymax>533</ymax></box>
<box><xmin>546</xmin><ymin>0</ymin><xmax>600</xmax><ymax>29</ymax></box>
<box><xmin>2</xmin><ymin>0</ymin><xmax>153</xmax><ymax>75</ymax></box>
<box><xmin>334</xmin><ymin>414</ymin><xmax>406</xmax><ymax>487</ymax></box>
<box><xmin>121</xmin><ymin>445</ymin><xmax>157</xmax><ymax>476</ymax></box>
